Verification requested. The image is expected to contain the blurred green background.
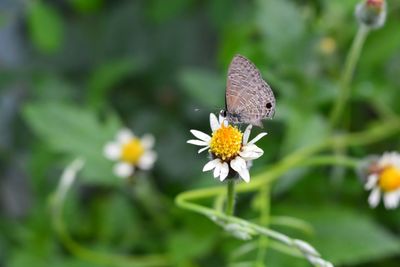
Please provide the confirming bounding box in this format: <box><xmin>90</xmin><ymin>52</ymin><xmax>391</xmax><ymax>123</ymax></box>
<box><xmin>1</xmin><ymin>0</ymin><xmax>400</xmax><ymax>266</ymax></box>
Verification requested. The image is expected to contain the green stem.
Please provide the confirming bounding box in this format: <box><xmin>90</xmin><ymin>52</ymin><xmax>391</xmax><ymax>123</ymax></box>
<box><xmin>175</xmin><ymin>191</ymin><xmax>332</xmax><ymax>267</ymax></box>
<box><xmin>176</xmin><ymin>194</ymin><xmax>290</xmax><ymax>246</ymax></box>
<box><xmin>130</xmin><ymin>176</ymin><xmax>171</xmax><ymax>230</ymax></box>
<box><xmin>255</xmin><ymin>184</ymin><xmax>270</xmax><ymax>267</ymax></box>
<box><xmin>226</xmin><ymin>180</ymin><xmax>236</xmax><ymax>216</ymax></box>
<box><xmin>330</xmin><ymin>24</ymin><xmax>370</xmax><ymax>128</ymax></box>
<box><xmin>269</xmin><ymin>216</ymin><xmax>314</xmax><ymax>236</ymax></box>
<box><xmin>52</xmin><ymin>159</ymin><xmax>171</xmax><ymax>267</ymax></box>
<box><xmin>214</xmin><ymin>193</ymin><xmax>225</xmax><ymax>212</ymax></box>
<box><xmin>302</xmin><ymin>155</ymin><xmax>359</xmax><ymax>169</ymax></box>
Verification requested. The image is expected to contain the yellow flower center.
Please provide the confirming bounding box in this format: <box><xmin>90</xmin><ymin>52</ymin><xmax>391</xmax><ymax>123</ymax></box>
<box><xmin>121</xmin><ymin>138</ymin><xmax>145</xmax><ymax>164</ymax></box>
<box><xmin>210</xmin><ymin>125</ymin><xmax>243</xmax><ymax>161</ymax></box>
<box><xmin>319</xmin><ymin>37</ymin><xmax>336</xmax><ymax>55</ymax></box>
<box><xmin>379</xmin><ymin>166</ymin><xmax>400</xmax><ymax>192</ymax></box>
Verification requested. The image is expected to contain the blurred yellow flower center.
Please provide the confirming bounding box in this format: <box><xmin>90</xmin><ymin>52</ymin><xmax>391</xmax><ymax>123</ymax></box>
<box><xmin>319</xmin><ymin>37</ymin><xmax>336</xmax><ymax>55</ymax></box>
<box><xmin>379</xmin><ymin>166</ymin><xmax>400</xmax><ymax>192</ymax></box>
<box><xmin>121</xmin><ymin>138</ymin><xmax>144</xmax><ymax>164</ymax></box>
<box><xmin>210</xmin><ymin>125</ymin><xmax>242</xmax><ymax>161</ymax></box>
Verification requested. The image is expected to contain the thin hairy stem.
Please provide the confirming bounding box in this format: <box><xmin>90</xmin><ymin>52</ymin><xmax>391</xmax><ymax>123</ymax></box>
<box><xmin>226</xmin><ymin>180</ymin><xmax>236</xmax><ymax>215</ymax></box>
<box><xmin>330</xmin><ymin>24</ymin><xmax>370</xmax><ymax>127</ymax></box>
<box><xmin>175</xmin><ymin>191</ymin><xmax>333</xmax><ymax>267</ymax></box>
<box><xmin>51</xmin><ymin>159</ymin><xmax>171</xmax><ymax>267</ymax></box>
<box><xmin>255</xmin><ymin>184</ymin><xmax>270</xmax><ymax>266</ymax></box>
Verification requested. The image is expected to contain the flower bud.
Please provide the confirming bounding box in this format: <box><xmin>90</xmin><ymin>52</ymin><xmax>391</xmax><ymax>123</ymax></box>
<box><xmin>355</xmin><ymin>0</ymin><xmax>387</xmax><ymax>29</ymax></box>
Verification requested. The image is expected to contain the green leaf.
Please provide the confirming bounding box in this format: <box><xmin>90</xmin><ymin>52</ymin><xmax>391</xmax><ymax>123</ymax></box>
<box><xmin>23</xmin><ymin>103</ymin><xmax>121</xmax><ymax>185</ymax></box>
<box><xmin>28</xmin><ymin>2</ymin><xmax>64</xmax><ymax>54</ymax></box>
<box><xmin>87</xmin><ymin>58</ymin><xmax>136</xmax><ymax>109</ymax></box>
<box><xmin>276</xmin><ymin>204</ymin><xmax>400</xmax><ymax>265</ymax></box>
<box><xmin>34</xmin><ymin>75</ymin><xmax>76</xmax><ymax>102</ymax></box>
<box><xmin>312</xmin><ymin>209</ymin><xmax>400</xmax><ymax>265</ymax></box>
<box><xmin>178</xmin><ymin>68</ymin><xmax>224</xmax><ymax>109</ymax></box>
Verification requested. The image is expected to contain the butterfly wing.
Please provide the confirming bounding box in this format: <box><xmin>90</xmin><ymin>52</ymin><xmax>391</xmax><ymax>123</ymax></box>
<box><xmin>226</xmin><ymin>54</ymin><xmax>275</xmax><ymax>126</ymax></box>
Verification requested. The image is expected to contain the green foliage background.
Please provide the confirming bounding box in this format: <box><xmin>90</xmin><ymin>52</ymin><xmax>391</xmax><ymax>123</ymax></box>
<box><xmin>1</xmin><ymin>0</ymin><xmax>400</xmax><ymax>266</ymax></box>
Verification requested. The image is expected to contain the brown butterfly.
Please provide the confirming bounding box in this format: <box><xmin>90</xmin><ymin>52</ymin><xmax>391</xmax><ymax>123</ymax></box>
<box><xmin>222</xmin><ymin>54</ymin><xmax>276</xmax><ymax>127</ymax></box>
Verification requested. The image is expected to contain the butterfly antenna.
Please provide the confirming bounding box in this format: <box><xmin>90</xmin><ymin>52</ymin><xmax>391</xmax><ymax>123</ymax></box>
<box><xmin>224</xmin><ymin>93</ymin><xmax>228</xmax><ymax>112</ymax></box>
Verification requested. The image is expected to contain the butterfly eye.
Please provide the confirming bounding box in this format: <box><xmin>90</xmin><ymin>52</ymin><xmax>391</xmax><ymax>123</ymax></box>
<box><xmin>266</xmin><ymin>102</ymin><xmax>272</xmax><ymax>109</ymax></box>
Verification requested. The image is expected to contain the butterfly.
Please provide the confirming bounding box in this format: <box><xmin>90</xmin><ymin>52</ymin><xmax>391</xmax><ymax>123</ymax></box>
<box><xmin>222</xmin><ymin>54</ymin><xmax>276</xmax><ymax>127</ymax></box>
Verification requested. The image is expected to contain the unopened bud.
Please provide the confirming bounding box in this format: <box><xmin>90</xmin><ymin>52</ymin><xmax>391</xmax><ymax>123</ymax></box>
<box><xmin>355</xmin><ymin>0</ymin><xmax>387</xmax><ymax>29</ymax></box>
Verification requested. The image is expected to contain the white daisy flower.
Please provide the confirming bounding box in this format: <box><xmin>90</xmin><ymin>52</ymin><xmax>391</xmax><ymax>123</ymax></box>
<box><xmin>103</xmin><ymin>128</ymin><xmax>157</xmax><ymax>178</ymax></box>
<box><xmin>187</xmin><ymin>112</ymin><xmax>267</xmax><ymax>183</ymax></box>
<box><xmin>364</xmin><ymin>152</ymin><xmax>400</xmax><ymax>209</ymax></box>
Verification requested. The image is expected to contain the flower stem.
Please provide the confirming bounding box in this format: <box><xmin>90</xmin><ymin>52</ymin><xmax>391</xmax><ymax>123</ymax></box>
<box><xmin>302</xmin><ymin>155</ymin><xmax>360</xmax><ymax>168</ymax></box>
<box><xmin>175</xmin><ymin>190</ymin><xmax>333</xmax><ymax>267</ymax></box>
<box><xmin>52</xmin><ymin>159</ymin><xmax>171</xmax><ymax>267</ymax></box>
<box><xmin>226</xmin><ymin>180</ymin><xmax>236</xmax><ymax>216</ymax></box>
<box><xmin>330</xmin><ymin>24</ymin><xmax>370</xmax><ymax>128</ymax></box>
<box><xmin>255</xmin><ymin>184</ymin><xmax>271</xmax><ymax>267</ymax></box>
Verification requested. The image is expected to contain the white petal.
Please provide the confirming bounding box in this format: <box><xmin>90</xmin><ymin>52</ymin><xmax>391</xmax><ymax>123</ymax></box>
<box><xmin>378</xmin><ymin>152</ymin><xmax>400</xmax><ymax>168</ymax></box>
<box><xmin>237</xmin><ymin>166</ymin><xmax>250</xmax><ymax>183</ymax></box>
<box><xmin>198</xmin><ymin>146</ymin><xmax>210</xmax><ymax>154</ymax></box>
<box><xmin>230</xmin><ymin>157</ymin><xmax>250</xmax><ymax>183</ymax></box>
<box><xmin>103</xmin><ymin>142</ymin><xmax>121</xmax><ymax>160</ymax></box>
<box><xmin>117</xmin><ymin>128</ymin><xmax>134</xmax><ymax>144</ymax></box>
<box><xmin>213</xmin><ymin>162</ymin><xmax>222</xmax><ymax>178</ymax></box>
<box><xmin>218</xmin><ymin>113</ymin><xmax>228</xmax><ymax>127</ymax></box>
<box><xmin>203</xmin><ymin>159</ymin><xmax>219</xmax><ymax>172</ymax></box>
<box><xmin>242</xmin><ymin>124</ymin><xmax>253</xmax><ymax>145</ymax></box>
<box><xmin>368</xmin><ymin>188</ymin><xmax>381</xmax><ymax>208</ymax></box>
<box><xmin>187</xmin><ymin>139</ymin><xmax>209</xmax><ymax>146</ymax></box>
<box><xmin>210</xmin><ymin>113</ymin><xmax>220</xmax><ymax>132</ymax></box>
<box><xmin>190</xmin><ymin>130</ymin><xmax>211</xmax><ymax>142</ymax></box>
<box><xmin>239</xmin><ymin>144</ymin><xmax>264</xmax><ymax>160</ymax></box>
<box><xmin>246</xmin><ymin>160</ymin><xmax>253</xmax><ymax>169</ymax></box>
<box><xmin>113</xmin><ymin>162</ymin><xmax>134</xmax><ymax>178</ymax></box>
<box><xmin>248</xmin><ymin>132</ymin><xmax>268</xmax><ymax>145</ymax></box>
<box><xmin>137</xmin><ymin>151</ymin><xmax>157</xmax><ymax>170</ymax></box>
<box><xmin>218</xmin><ymin>112</ymin><xmax>225</xmax><ymax>125</ymax></box>
<box><xmin>377</xmin><ymin>153</ymin><xmax>389</xmax><ymax>167</ymax></box>
<box><xmin>141</xmin><ymin>134</ymin><xmax>155</xmax><ymax>149</ymax></box>
<box><xmin>365</xmin><ymin>174</ymin><xmax>378</xmax><ymax>190</ymax></box>
<box><xmin>383</xmin><ymin>191</ymin><xmax>400</xmax><ymax>209</ymax></box>
<box><xmin>230</xmin><ymin>157</ymin><xmax>246</xmax><ymax>173</ymax></box>
<box><xmin>391</xmin><ymin>153</ymin><xmax>400</xmax><ymax>169</ymax></box>
<box><xmin>219</xmin><ymin>162</ymin><xmax>229</xmax><ymax>181</ymax></box>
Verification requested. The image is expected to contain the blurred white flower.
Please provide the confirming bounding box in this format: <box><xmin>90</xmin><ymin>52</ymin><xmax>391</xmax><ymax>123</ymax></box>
<box><xmin>364</xmin><ymin>152</ymin><xmax>400</xmax><ymax>209</ymax></box>
<box><xmin>187</xmin><ymin>112</ymin><xmax>267</xmax><ymax>183</ymax></box>
<box><xmin>103</xmin><ymin>129</ymin><xmax>157</xmax><ymax>178</ymax></box>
